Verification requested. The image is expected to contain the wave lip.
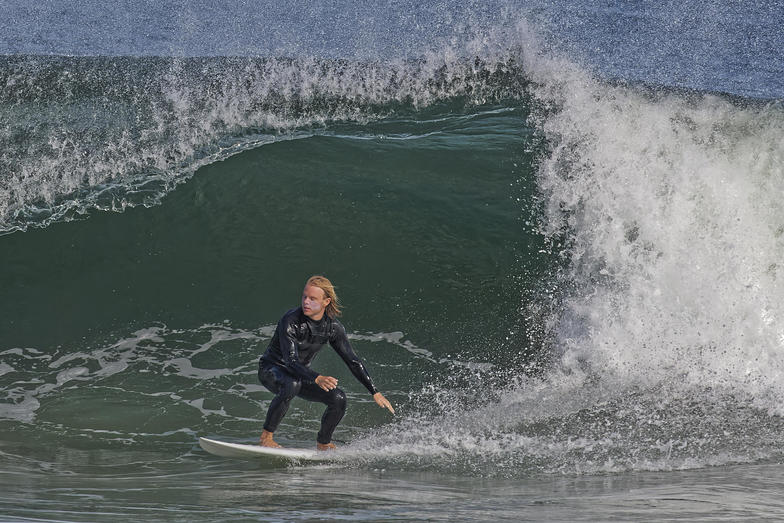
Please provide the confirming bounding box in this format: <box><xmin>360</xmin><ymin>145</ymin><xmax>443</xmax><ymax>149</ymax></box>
<box><xmin>0</xmin><ymin>51</ymin><xmax>528</xmax><ymax>234</ymax></box>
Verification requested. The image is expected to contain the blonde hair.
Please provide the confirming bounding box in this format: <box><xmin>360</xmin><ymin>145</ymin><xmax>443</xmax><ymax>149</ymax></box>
<box><xmin>305</xmin><ymin>275</ymin><xmax>342</xmax><ymax>318</ymax></box>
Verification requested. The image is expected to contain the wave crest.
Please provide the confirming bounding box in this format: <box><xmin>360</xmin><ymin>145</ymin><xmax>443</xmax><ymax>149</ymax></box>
<box><xmin>0</xmin><ymin>49</ymin><xmax>527</xmax><ymax>234</ymax></box>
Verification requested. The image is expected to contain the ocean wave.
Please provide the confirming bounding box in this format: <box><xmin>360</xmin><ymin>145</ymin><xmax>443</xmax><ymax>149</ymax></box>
<box><xmin>0</xmin><ymin>48</ymin><xmax>528</xmax><ymax>234</ymax></box>
<box><xmin>343</xmin><ymin>27</ymin><xmax>784</xmax><ymax>477</ymax></box>
<box><xmin>3</xmin><ymin>16</ymin><xmax>777</xmax><ymax>236</ymax></box>
<box><xmin>4</xmin><ymin>18</ymin><xmax>784</xmax><ymax>479</ymax></box>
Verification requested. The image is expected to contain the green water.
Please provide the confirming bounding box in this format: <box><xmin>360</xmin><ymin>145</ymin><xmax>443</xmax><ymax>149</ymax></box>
<box><xmin>0</xmin><ymin>104</ymin><xmax>569</xmax><ymax>521</ymax></box>
<box><xmin>1</xmin><ymin>106</ymin><xmax>542</xmax><ymax>352</ymax></box>
<box><xmin>0</xmin><ymin>104</ymin><xmax>548</xmax><ymax>459</ymax></box>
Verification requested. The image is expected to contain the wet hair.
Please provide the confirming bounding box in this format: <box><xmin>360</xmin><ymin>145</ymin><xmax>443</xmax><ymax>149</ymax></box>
<box><xmin>305</xmin><ymin>275</ymin><xmax>342</xmax><ymax>318</ymax></box>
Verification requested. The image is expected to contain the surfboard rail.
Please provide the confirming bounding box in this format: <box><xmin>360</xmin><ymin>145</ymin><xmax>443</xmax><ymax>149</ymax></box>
<box><xmin>198</xmin><ymin>436</ymin><xmax>323</xmax><ymax>460</ymax></box>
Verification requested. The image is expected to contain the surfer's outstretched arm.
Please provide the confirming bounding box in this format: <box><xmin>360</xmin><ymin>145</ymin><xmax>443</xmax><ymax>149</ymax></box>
<box><xmin>329</xmin><ymin>321</ymin><xmax>395</xmax><ymax>415</ymax></box>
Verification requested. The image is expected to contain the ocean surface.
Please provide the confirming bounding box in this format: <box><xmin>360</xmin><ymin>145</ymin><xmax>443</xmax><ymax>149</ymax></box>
<box><xmin>2</xmin><ymin>1</ymin><xmax>784</xmax><ymax>521</ymax></box>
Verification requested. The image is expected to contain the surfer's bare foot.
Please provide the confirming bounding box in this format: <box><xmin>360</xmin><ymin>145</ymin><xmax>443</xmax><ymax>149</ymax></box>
<box><xmin>317</xmin><ymin>442</ymin><xmax>336</xmax><ymax>451</ymax></box>
<box><xmin>259</xmin><ymin>430</ymin><xmax>281</xmax><ymax>448</ymax></box>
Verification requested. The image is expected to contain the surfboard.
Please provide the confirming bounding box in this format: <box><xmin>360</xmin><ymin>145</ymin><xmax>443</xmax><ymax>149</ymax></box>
<box><xmin>198</xmin><ymin>437</ymin><xmax>326</xmax><ymax>461</ymax></box>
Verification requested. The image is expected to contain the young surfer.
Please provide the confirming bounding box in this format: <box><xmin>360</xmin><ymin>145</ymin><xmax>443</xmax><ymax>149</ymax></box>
<box><xmin>258</xmin><ymin>275</ymin><xmax>395</xmax><ymax>450</ymax></box>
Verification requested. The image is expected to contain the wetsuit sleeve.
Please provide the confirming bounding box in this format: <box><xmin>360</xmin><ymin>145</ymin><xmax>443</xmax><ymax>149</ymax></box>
<box><xmin>330</xmin><ymin>322</ymin><xmax>379</xmax><ymax>395</ymax></box>
<box><xmin>278</xmin><ymin>318</ymin><xmax>320</xmax><ymax>382</ymax></box>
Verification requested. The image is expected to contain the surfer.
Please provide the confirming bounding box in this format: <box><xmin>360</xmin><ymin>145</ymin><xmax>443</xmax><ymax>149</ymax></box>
<box><xmin>258</xmin><ymin>275</ymin><xmax>395</xmax><ymax>450</ymax></box>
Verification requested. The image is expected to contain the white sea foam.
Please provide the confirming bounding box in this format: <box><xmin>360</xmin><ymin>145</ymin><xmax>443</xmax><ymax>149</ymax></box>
<box><xmin>167</xmin><ymin>358</ymin><xmax>230</xmax><ymax>380</ymax></box>
<box><xmin>0</xmin><ymin>322</ymin><xmax>422</xmax><ymax>432</ymax></box>
<box><xmin>346</xmin><ymin>24</ymin><xmax>784</xmax><ymax>475</ymax></box>
<box><xmin>528</xmin><ymin>41</ymin><xmax>784</xmax><ymax>406</ymax></box>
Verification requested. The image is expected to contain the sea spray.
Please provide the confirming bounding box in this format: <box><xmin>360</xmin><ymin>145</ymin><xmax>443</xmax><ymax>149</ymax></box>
<box><xmin>532</xmin><ymin>66</ymin><xmax>784</xmax><ymax>403</ymax></box>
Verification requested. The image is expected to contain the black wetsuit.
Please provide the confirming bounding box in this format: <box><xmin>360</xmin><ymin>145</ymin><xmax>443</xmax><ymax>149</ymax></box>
<box><xmin>258</xmin><ymin>307</ymin><xmax>378</xmax><ymax>444</ymax></box>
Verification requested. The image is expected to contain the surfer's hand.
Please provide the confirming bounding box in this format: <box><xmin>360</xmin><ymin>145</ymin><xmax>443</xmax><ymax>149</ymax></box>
<box><xmin>373</xmin><ymin>392</ymin><xmax>395</xmax><ymax>415</ymax></box>
<box><xmin>315</xmin><ymin>375</ymin><xmax>338</xmax><ymax>391</ymax></box>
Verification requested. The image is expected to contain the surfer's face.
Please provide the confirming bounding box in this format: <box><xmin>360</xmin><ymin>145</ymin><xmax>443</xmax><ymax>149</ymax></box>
<box><xmin>302</xmin><ymin>285</ymin><xmax>330</xmax><ymax>320</ymax></box>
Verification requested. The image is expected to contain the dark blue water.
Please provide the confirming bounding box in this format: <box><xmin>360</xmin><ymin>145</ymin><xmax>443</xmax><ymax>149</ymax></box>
<box><xmin>3</xmin><ymin>0</ymin><xmax>781</xmax><ymax>99</ymax></box>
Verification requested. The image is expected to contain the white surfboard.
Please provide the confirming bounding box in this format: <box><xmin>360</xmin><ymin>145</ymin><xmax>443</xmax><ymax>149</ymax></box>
<box><xmin>199</xmin><ymin>437</ymin><xmax>326</xmax><ymax>461</ymax></box>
